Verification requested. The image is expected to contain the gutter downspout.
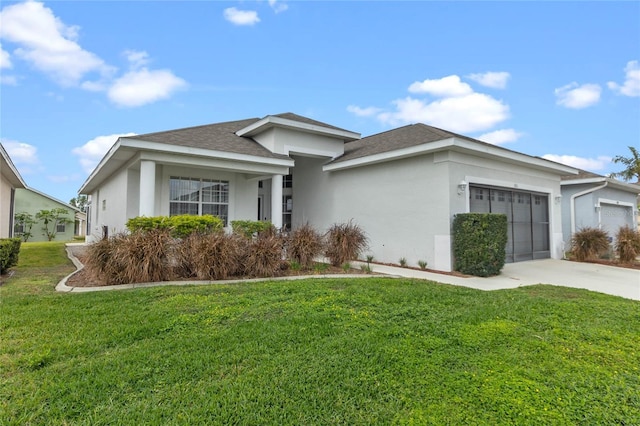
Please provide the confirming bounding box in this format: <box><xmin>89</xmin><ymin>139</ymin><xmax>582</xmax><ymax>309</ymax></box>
<box><xmin>570</xmin><ymin>181</ymin><xmax>608</xmax><ymax>235</ymax></box>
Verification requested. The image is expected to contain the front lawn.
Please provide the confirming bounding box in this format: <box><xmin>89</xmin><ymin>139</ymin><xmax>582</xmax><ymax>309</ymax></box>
<box><xmin>1</xmin><ymin>242</ymin><xmax>639</xmax><ymax>424</ymax></box>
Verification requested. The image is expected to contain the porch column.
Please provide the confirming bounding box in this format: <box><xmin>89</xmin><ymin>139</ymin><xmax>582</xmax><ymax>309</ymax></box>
<box><xmin>271</xmin><ymin>174</ymin><xmax>283</xmax><ymax>229</ymax></box>
<box><xmin>139</xmin><ymin>160</ymin><xmax>156</xmax><ymax>217</ymax></box>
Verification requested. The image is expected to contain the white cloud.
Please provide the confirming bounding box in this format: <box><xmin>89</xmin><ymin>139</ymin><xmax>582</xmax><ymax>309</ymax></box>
<box><xmin>1</xmin><ymin>139</ymin><xmax>41</xmax><ymax>174</ymax></box>
<box><xmin>0</xmin><ymin>44</ymin><xmax>12</xmax><ymax>68</ymax></box>
<box><xmin>0</xmin><ymin>1</ymin><xmax>112</xmax><ymax>86</ymax></box>
<box><xmin>478</xmin><ymin>128</ymin><xmax>523</xmax><ymax>145</ymax></box>
<box><xmin>346</xmin><ymin>105</ymin><xmax>382</xmax><ymax>117</ymax></box>
<box><xmin>124</xmin><ymin>49</ymin><xmax>150</xmax><ymax>70</ymax></box>
<box><xmin>108</xmin><ymin>68</ymin><xmax>187</xmax><ymax>108</ymax></box>
<box><xmin>72</xmin><ymin>133</ymin><xmax>136</xmax><ymax>174</ymax></box>
<box><xmin>408</xmin><ymin>75</ymin><xmax>473</xmax><ymax>97</ymax></box>
<box><xmin>1</xmin><ymin>75</ymin><xmax>18</xmax><ymax>85</ymax></box>
<box><xmin>377</xmin><ymin>93</ymin><xmax>510</xmax><ymax>133</ymax></box>
<box><xmin>607</xmin><ymin>60</ymin><xmax>640</xmax><ymax>97</ymax></box>
<box><xmin>224</xmin><ymin>7</ymin><xmax>260</xmax><ymax>26</ymax></box>
<box><xmin>467</xmin><ymin>71</ymin><xmax>510</xmax><ymax>89</ymax></box>
<box><xmin>555</xmin><ymin>82</ymin><xmax>601</xmax><ymax>109</ymax></box>
<box><xmin>269</xmin><ymin>0</ymin><xmax>289</xmax><ymax>13</ymax></box>
<box><xmin>542</xmin><ymin>154</ymin><xmax>611</xmax><ymax>171</ymax></box>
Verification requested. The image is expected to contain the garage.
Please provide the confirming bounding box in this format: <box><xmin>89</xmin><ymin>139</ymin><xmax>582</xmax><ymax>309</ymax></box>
<box><xmin>600</xmin><ymin>203</ymin><xmax>634</xmax><ymax>238</ymax></box>
<box><xmin>470</xmin><ymin>185</ymin><xmax>550</xmax><ymax>263</ymax></box>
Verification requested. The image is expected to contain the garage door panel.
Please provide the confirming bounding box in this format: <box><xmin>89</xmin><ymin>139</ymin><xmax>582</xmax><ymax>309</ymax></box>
<box><xmin>601</xmin><ymin>204</ymin><xmax>633</xmax><ymax>237</ymax></box>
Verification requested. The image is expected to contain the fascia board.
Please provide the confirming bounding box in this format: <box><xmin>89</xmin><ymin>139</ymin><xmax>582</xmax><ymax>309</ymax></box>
<box><xmin>325</xmin><ymin>137</ymin><xmax>579</xmax><ymax>175</ymax></box>
<box><xmin>78</xmin><ymin>138</ymin><xmax>125</xmax><ymax>194</ymax></box>
<box><xmin>123</xmin><ymin>138</ymin><xmax>294</xmax><ymax>167</ymax></box>
<box><xmin>1</xmin><ymin>144</ymin><xmax>27</xmax><ymax>188</ymax></box>
<box><xmin>236</xmin><ymin>116</ymin><xmax>360</xmax><ymax>141</ymax></box>
<box><xmin>563</xmin><ymin>177</ymin><xmax>640</xmax><ymax>193</ymax></box>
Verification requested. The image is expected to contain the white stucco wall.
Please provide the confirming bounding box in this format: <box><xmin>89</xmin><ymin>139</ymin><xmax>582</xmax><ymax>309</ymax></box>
<box><xmin>253</xmin><ymin>128</ymin><xmax>345</xmax><ymax>158</ymax></box>
<box><xmin>0</xmin><ymin>174</ymin><xmax>13</xmax><ymax>238</ymax></box>
<box><xmin>87</xmin><ymin>168</ymin><xmax>130</xmax><ymax>240</ymax></box>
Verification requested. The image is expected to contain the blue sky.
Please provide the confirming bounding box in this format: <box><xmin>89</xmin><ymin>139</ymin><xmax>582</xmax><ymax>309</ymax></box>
<box><xmin>1</xmin><ymin>0</ymin><xmax>639</xmax><ymax>204</ymax></box>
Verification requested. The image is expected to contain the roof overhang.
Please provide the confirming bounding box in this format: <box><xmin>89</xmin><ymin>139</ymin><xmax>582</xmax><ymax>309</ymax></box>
<box><xmin>561</xmin><ymin>177</ymin><xmax>640</xmax><ymax>194</ymax></box>
<box><xmin>1</xmin><ymin>144</ymin><xmax>27</xmax><ymax>188</ymax></box>
<box><xmin>78</xmin><ymin>138</ymin><xmax>295</xmax><ymax>195</ymax></box>
<box><xmin>236</xmin><ymin>115</ymin><xmax>360</xmax><ymax>142</ymax></box>
<box><xmin>324</xmin><ymin>137</ymin><xmax>579</xmax><ymax>176</ymax></box>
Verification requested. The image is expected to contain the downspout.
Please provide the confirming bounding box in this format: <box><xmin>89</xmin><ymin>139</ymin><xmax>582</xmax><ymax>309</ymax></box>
<box><xmin>570</xmin><ymin>181</ymin><xmax>608</xmax><ymax>235</ymax></box>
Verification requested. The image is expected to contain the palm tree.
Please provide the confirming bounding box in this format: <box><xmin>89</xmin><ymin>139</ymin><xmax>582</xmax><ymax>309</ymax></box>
<box><xmin>610</xmin><ymin>146</ymin><xmax>640</xmax><ymax>183</ymax></box>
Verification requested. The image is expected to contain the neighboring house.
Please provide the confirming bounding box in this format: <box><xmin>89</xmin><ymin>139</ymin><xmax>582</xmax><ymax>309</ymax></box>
<box><xmin>13</xmin><ymin>187</ymin><xmax>84</xmax><ymax>242</ymax></box>
<box><xmin>561</xmin><ymin>170</ymin><xmax>640</xmax><ymax>244</ymax></box>
<box><xmin>79</xmin><ymin>113</ymin><xmax>577</xmax><ymax>272</ymax></box>
<box><xmin>1</xmin><ymin>143</ymin><xmax>27</xmax><ymax>238</ymax></box>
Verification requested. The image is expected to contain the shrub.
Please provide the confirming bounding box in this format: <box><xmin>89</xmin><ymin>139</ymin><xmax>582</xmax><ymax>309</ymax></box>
<box><xmin>325</xmin><ymin>220</ymin><xmax>369</xmax><ymax>267</ymax></box>
<box><xmin>286</xmin><ymin>223</ymin><xmax>324</xmax><ymax>269</ymax></box>
<box><xmin>231</xmin><ymin>220</ymin><xmax>274</xmax><ymax>238</ymax></box>
<box><xmin>85</xmin><ymin>229</ymin><xmax>173</xmax><ymax>285</ymax></box>
<box><xmin>571</xmin><ymin>227</ymin><xmax>610</xmax><ymax>262</ymax></box>
<box><xmin>126</xmin><ymin>215</ymin><xmax>223</xmax><ymax>238</ymax></box>
<box><xmin>615</xmin><ymin>226</ymin><xmax>640</xmax><ymax>263</ymax></box>
<box><xmin>174</xmin><ymin>233</ymin><xmax>245</xmax><ymax>280</ymax></box>
<box><xmin>244</xmin><ymin>232</ymin><xmax>285</xmax><ymax>278</ymax></box>
<box><xmin>453</xmin><ymin>213</ymin><xmax>508</xmax><ymax>277</ymax></box>
<box><xmin>399</xmin><ymin>257</ymin><xmax>407</xmax><ymax>267</ymax></box>
<box><xmin>418</xmin><ymin>260</ymin><xmax>427</xmax><ymax>270</ymax></box>
<box><xmin>0</xmin><ymin>238</ymin><xmax>21</xmax><ymax>274</ymax></box>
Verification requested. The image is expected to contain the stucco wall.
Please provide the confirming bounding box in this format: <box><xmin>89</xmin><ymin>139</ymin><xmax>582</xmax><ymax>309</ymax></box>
<box><xmin>253</xmin><ymin>128</ymin><xmax>345</xmax><ymax>158</ymax></box>
<box><xmin>0</xmin><ymin>174</ymin><xmax>13</xmax><ymax>238</ymax></box>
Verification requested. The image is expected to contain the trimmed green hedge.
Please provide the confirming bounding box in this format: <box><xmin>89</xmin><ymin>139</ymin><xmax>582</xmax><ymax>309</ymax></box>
<box><xmin>126</xmin><ymin>215</ymin><xmax>224</xmax><ymax>238</ymax></box>
<box><xmin>453</xmin><ymin>213</ymin><xmax>508</xmax><ymax>277</ymax></box>
<box><xmin>231</xmin><ymin>220</ymin><xmax>274</xmax><ymax>238</ymax></box>
<box><xmin>0</xmin><ymin>238</ymin><xmax>21</xmax><ymax>274</ymax></box>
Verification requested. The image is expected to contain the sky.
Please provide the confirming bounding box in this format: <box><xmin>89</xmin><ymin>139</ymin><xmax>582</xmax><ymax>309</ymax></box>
<box><xmin>1</xmin><ymin>0</ymin><xmax>639</xmax><ymax>204</ymax></box>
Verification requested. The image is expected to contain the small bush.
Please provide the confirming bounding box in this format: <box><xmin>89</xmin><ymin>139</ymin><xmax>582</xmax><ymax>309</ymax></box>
<box><xmin>453</xmin><ymin>213</ymin><xmax>508</xmax><ymax>277</ymax></box>
<box><xmin>615</xmin><ymin>226</ymin><xmax>640</xmax><ymax>263</ymax></box>
<box><xmin>0</xmin><ymin>238</ymin><xmax>21</xmax><ymax>274</ymax></box>
<box><xmin>342</xmin><ymin>262</ymin><xmax>351</xmax><ymax>272</ymax></box>
<box><xmin>399</xmin><ymin>257</ymin><xmax>407</xmax><ymax>267</ymax></box>
<box><xmin>571</xmin><ymin>227</ymin><xmax>610</xmax><ymax>262</ymax></box>
<box><xmin>418</xmin><ymin>260</ymin><xmax>427</xmax><ymax>270</ymax></box>
<box><xmin>325</xmin><ymin>220</ymin><xmax>369</xmax><ymax>267</ymax></box>
<box><xmin>85</xmin><ymin>229</ymin><xmax>173</xmax><ymax>285</ymax></box>
<box><xmin>360</xmin><ymin>264</ymin><xmax>372</xmax><ymax>274</ymax></box>
<box><xmin>244</xmin><ymin>233</ymin><xmax>284</xmax><ymax>277</ymax></box>
<box><xmin>126</xmin><ymin>215</ymin><xmax>223</xmax><ymax>238</ymax></box>
<box><xmin>231</xmin><ymin>220</ymin><xmax>274</xmax><ymax>238</ymax></box>
<box><xmin>286</xmin><ymin>223</ymin><xmax>324</xmax><ymax>269</ymax></box>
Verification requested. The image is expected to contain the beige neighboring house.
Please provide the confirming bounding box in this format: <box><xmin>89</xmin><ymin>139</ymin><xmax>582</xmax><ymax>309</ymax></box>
<box><xmin>1</xmin><ymin>143</ymin><xmax>27</xmax><ymax>238</ymax></box>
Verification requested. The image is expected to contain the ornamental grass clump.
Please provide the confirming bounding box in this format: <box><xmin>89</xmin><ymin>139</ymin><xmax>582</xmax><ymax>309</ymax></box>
<box><xmin>174</xmin><ymin>233</ymin><xmax>246</xmax><ymax>280</ymax></box>
<box><xmin>615</xmin><ymin>225</ymin><xmax>640</xmax><ymax>264</ymax></box>
<box><xmin>325</xmin><ymin>220</ymin><xmax>368</xmax><ymax>267</ymax></box>
<box><xmin>570</xmin><ymin>227</ymin><xmax>610</xmax><ymax>262</ymax></box>
<box><xmin>244</xmin><ymin>232</ymin><xmax>285</xmax><ymax>277</ymax></box>
<box><xmin>286</xmin><ymin>223</ymin><xmax>324</xmax><ymax>269</ymax></box>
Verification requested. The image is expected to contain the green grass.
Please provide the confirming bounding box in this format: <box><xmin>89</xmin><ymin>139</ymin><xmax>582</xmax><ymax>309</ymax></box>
<box><xmin>1</xmin><ymin>242</ymin><xmax>639</xmax><ymax>425</ymax></box>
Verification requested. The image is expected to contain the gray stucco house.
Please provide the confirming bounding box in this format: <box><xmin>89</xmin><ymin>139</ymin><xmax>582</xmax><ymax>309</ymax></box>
<box><xmin>79</xmin><ymin>113</ymin><xmax>579</xmax><ymax>272</ymax></box>
<box><xmin>561</xmin><ymin>170</ymin><xmax>639</xmax><ymax>244</ymax></box>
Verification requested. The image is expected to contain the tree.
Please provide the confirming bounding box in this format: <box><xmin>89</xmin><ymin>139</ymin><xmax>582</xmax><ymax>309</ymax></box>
<box><xmin>610</xmin><ymin>146</ymin><xmax>640</xmax><ymax>183</ymax></box>
<box><xmin>69</xmin><ymin>195</ymin><xmax>88</xmax><ymax>212</ymax></box>
<box><xmin>36</xmin><ymin>208</ymin><xmax>74</xmax><ymax>241</ymax></box>
<box><xmin>13</xmin><ymin>212</ymin><xmax>37</xmax><ymax>242</ymax></box>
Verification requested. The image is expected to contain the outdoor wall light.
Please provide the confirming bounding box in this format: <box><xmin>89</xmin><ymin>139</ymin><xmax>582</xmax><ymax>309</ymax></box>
<box><xmin>554</xmin><ymin>194</ymin><xmax>562</xmax><ymax>204</ymax></box>
<box><xmin>457</xmin><ymin>181</ymin><xmax>467</xmax><ymax>195</ymax></box>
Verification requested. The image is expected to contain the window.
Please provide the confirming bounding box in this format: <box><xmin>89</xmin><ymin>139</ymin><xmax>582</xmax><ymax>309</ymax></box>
<box><xmin>474</xmin><ymin>189</ymin><xmax>484</xmax><ymax>200</ymax></box>
<box><xmin>14</xmin><ymin>223</ymin><xmax>24</xmax><ymax>235</ymax></box>
<box><xmin>282</xmin><ymin>195</ymin><xmax>292</xmax><ymax>231</ymax></box>
<box><xmin>102</xmin><ymin>200</ymin><xmax>106</xmax><ymax>211</ymax></box>
<box><xmin>56</xmin><ymin>222</ymin><xmax>66</xmax><ymax>233</ymax></box>
<box><xmin>170</xmin><ymin>177</ymin><xmax>229</xmax><ymax>225</ymax></box>
<box><xmin>283</xmin><ymin>174</ymin><xmax>293</xmax><ymax>188</ymax></box>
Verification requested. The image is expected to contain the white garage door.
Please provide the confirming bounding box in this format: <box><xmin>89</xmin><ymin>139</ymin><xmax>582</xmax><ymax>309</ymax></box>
<box><xmin>600</xmin><ymin>203</ymin><xmax>633</xmax><ymax>237</ymax></box>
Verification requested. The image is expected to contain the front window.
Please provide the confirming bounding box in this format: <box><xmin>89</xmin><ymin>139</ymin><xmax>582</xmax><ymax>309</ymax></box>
<box><xmin>169</xmin><ymin>177</ymin><xmax>229</xmax><ymax>225</ymax></box>
<box><xmin>56</xmin><ymin>223</ymin><xmax>66</xmax><ymax>233</ymax></box>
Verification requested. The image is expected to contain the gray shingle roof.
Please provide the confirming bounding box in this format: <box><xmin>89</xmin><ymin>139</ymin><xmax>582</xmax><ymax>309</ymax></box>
<box><xmin>561</xmin><ymin>169</ymin><xmax>603</xmax><ymax>181</ymax></box>
<box><xmin>331</xmin><ymin>123</ymin><xmax>468</xmax><ymax>163</ymax></box>
<box><xmin>272</xmin><ymin>112</ymin><xmax>355</xmax><ymax>133</ymax></box>
<box><xmin>121</xmin><ymin>118</ymin><xmax>291</xmax><ymax>159</ymax></box>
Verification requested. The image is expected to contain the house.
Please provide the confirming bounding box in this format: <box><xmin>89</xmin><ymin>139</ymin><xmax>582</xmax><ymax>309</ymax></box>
<box><xmin>13</xmin><ymin>187</ymin><xmax>85</xmax><ymax>242</ymax></box>
<box><xmin>79</xmin><ymin>113</ymin><xmax>578</xmax><ymax>272</ymax></box>
<box><xmin>1</xmin><ymin>143</ymin><xmax>27</xmax><ymax>238</ymax></box>
<box><xmin>561</xmin><ymin>170</ymin><xmax>640</xmax><ymax>244</ymax></box>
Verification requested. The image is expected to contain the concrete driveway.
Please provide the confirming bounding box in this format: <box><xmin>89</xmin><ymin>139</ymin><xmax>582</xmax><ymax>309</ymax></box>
<box><xmin>359</xmin><ymin>259</ymin><xmax>640</xmax><ymax>301</ymax></box>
